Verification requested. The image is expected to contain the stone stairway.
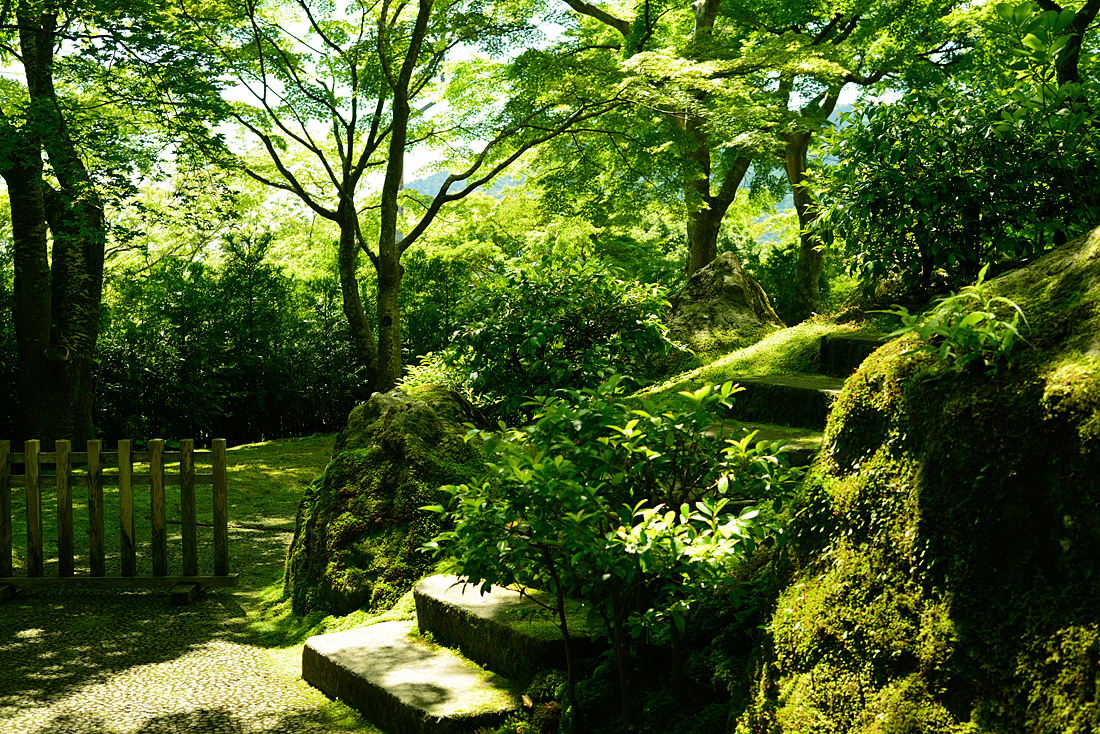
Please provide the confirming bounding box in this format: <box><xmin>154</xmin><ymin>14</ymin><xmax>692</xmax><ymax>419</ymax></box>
<box><xmin>719</xmin><ymin>331</ymin><xmax>891</xmax><ymax>463</ymax></box>
<box><xmin>303</xmin><ymin>575</ymin><xmax>596</xmax><ymax>733</ymax></box>
<box><xmin>301</xmin><ymin>332</ymin><xmax>890</xmax><ymax>733</ymax></box>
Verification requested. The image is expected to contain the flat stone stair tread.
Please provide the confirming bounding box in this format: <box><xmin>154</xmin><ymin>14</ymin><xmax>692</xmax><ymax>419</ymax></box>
<box><xmin>726</xmin><ymin>374</ymin><xmax>845</xmax><ymax>430</ymax></box>
<box><xmin>735</xmin><ymin>374</ymin><xmax>845</xmax><ymax>392</ymax></box>
<box><xmin>303</xmin><ymin>620</ymin><xmax>519</xmax><ymax>734</ymax></box>
<box><xmin>713</xmin><ymin>421</ymin><xmax>824</xmax><ymax>467</ymax></box>
<box><xmin>415</xmin><ymin>574</ymin><xmax>598</xmax><ymax>680</ymax></box>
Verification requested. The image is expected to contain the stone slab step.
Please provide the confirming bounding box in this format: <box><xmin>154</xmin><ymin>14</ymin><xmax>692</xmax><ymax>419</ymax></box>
<box><xmin>726</xmin><ymin>375</ymin><xmax>845</xmax><ymax>430</ymax></box>
<box><xmin>819</xmin><ymin>333</ymin><xmax>892</xmax><ymax>378</ymax></box>
<box><xmin>415</xmin><ymin>575</ymin><xmax>599</xmax><ymax>681</ymax></box>
<box><xmin>303</xmin><ymin>620</ymin><xmax>519</xmax><ymax>734</ymax></box>
<box><xmin>714</xmin><ymin>422</ymin><xmax>823</xmax><ymax>467</ymax></box>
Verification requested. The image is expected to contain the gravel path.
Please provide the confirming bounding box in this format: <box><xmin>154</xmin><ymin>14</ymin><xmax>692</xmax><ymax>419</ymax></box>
<box><xmin>0</xmin><ymin>526</ymin><xmax>377</xmax><ymax>734</ymax></box>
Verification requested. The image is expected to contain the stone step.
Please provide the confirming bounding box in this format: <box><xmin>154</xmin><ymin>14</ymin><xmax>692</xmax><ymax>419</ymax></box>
<box><xmin>303</xmin><ymin>620</ymin><xmax>520</xmax><ymax>734</ymax></box>
<box><xmin>819</xmin><ymin>333</ymin><xmax>892</xmax><ymax>378</ymax></box>
<box><xmin>726</xmin><ymin>375</ymin><xmax>845</xmax><ymax>430</ymax></box>
<box><xmin>715</xmin><ymin>422</ymin><xmax>824</xmax><ymax>467</ymax></box>
<box><xmin>415</xmin><ymin>574</ymin><xmax>599</xmax><ymax>681</ymax></box>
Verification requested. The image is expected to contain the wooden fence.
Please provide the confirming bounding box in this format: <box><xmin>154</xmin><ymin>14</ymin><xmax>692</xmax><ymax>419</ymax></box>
<box><xmin>0</xmin><ymin>438</ymin><xmax>238</xmax><ymax>605</ymax></box>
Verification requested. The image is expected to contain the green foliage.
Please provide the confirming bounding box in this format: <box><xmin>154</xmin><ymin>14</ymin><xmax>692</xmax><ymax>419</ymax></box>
<box><xmin>441</xmin><ymin>258</ymin><xmax>686</xmax><ymax>420</ymax></box>
<box><xmin>814</xmin><ymin>82</ymin><xmax>1098</xmax><ymax>293</ymax></box>
<box><xmin>991</xmin><ymin>1</ymin><xmax>1100</xmax><ymax>217</ymax></box>
<box><xmin>877</xmin><ymin>264</ymin><xmax>1028</xmax><ymax>374</ymax></box>
<box><xmin>95</xmin><ymin>234</ymin><xmax>363</xmax><ymax>444</ymax></box>
<box><xmin>425</xmin><ymin>377</ymin><xmax>804</xmax><ymax>717</ymax></box>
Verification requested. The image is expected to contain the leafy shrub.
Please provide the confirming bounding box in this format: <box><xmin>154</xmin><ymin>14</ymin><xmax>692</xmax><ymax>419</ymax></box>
<box><xmin>425</xmin><ymin>377</ymin><xmax>804</xmax><ymax>726</ymax></box>
<box><xmin>441</xmin><ymin>257</ymin><xmax>686</xmax><ymax>420</ymax></box>
<box><xmin>814</xmin><ymin>82</ymin><xmax>1099</xmax><ymax>293</ymax></box>
<box><xmin>877</xmin><ymin>264</ymin><xmax>1029</xmax><ymax>374</ymax></box>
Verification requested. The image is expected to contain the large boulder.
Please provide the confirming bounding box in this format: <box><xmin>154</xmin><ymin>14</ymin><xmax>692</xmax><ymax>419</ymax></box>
<box><xmin>667</xmin><ymin>251</ymin><xmax>785</xmax><ymax>349</ymax></box>
<box><xmin>735</xmin><ymin>229</ymin><xmax>1100</xmax><ymax>732</ymax></box>
<box><xmin>283</xmin><ymin>385</ymin><xmax>486</xmax><ymax>616</ymax></box>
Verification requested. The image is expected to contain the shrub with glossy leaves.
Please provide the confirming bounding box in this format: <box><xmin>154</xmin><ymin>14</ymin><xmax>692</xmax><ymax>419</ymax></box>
<box><xmin>443</xmin><ymin>257</ymin><xmax>685</xmax><ymax>419</ymax></box>
<box><xmin>814</xmin><ymin>83</ymin><xmax>1099</xmax><ymax>294</ymax></box>
<box><xmin>424</xmin><ymin>377</ymin><xmax>804</xmax><ymax>724</ymax></box>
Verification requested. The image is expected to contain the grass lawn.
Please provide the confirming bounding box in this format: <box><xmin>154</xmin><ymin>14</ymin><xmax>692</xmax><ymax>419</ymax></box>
<box><xmin>2</xmin><ymin>433</ymin><xmax>420</xmax><ymax>733</ymax></box>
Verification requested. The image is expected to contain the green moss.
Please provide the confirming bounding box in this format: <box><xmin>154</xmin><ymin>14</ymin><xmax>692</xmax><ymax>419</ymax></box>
<box><xmin>637</xmin><ymin>317</ymin><xmax>876</xmax><ymax>404</ymax></box>
<box><xmin>734</xmin><ymin>230</ymin><xmax>1100</xmax><ymax>733</ymax></box>
<box><xmin>284</xmin><ymin>388</ymin><xmax>490</xmax><ymax>617</ymax></box>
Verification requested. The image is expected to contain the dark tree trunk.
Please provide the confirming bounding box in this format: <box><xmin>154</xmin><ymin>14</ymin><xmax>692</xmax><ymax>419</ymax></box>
<box><xmin>2</xmin><ymin>10</ymin><xmax>106</xmax><ymax>445</ymax></box>
<box><xmin>337</xmin><ymin>208</ymin><xmax>380</xmax><ymax>390</ymax></box>
<box><xmin>680</xmin><ymin>0</ymin><xmax>752</xmax><ymax>279</ymax></box>
<box><xmin>374</xmin><ymin>0</ymin><xmax>432</xmax><ymax>393</ymax></box>
<box><xmin>681</xmin><ymin>114</ymin><xmax>752</xmax><ymax>277</ymax></box>
<box><xmin>784</xmin><ymin>130</ymin><xmax>824</xmax><ymax>322</ymax></box>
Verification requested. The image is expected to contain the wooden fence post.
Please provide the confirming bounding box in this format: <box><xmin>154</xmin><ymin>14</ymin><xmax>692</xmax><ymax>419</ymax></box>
<box><xmin>25</xmin><ymin>440</ymin><xmax>41</xmax><ymax>577</ymax></box>
<box><xmin>88</xmin><ymin>440</ymin><xmax>105</xmax><ymax>577</ymax></box>
<box><xmin>150</xmin><ymin>439</ymin><xmax>167</xmax><ymax>577</ymax></box>
<box><xmin>213</xmin><ymin>439</ymin><xmax>228</xmax><ymax>577</ymax></box>
<box><xmin>57</xmin><ymin>440</ymin><xmax>73</xmax><ymax>577</ymax></box>
<box><xmin>118</xmin><ymin>440</ymin><xmax>135</xmax><ymax>577</ymax></box>
<box><xmin>1</xmin><ymin>440</ymin><xmax>10</xmax><ymax>579</ymax></box>
<box><xmin>180</xmin><ymin>439</ymin><xmax>197</xmax><ymax>577</ymax></box>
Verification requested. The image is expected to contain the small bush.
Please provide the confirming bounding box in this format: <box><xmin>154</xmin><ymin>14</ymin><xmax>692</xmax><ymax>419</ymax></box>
<box><xmin>439</xmin><ymin>257</ymin><xmax>686</xmax><ymax>420</ymax></box>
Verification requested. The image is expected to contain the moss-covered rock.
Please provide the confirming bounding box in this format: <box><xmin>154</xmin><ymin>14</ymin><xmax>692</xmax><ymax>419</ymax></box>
<box><xmin>283</xmin><ymin>385</ymin><xmax>486</xmax><ymax>617</ymax></box>
<box><xmin>668</xmin><ymin>251</ymin><xmax>785</xmax><ymax>351</ymax></box>
<box><xmin>734</xmin><ymin>228</ymin><xmax>1100</xmax><ymax>733</ymax></box>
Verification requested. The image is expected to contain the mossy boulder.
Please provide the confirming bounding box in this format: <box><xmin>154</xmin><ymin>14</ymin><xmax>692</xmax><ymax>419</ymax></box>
<box><xmin>284</xmin><ymin>385</ymin><xmax>486</xmax><ymax>617</ymax></box>
<box><xmin>735</xmin><ymin>228</ymin><xmax>1100</xmax><ymax>733</ymax></box>
<box><xmin>668</xmin><ymin>251</ymin><xmax>785</xmax><ymax>350</ymax></box>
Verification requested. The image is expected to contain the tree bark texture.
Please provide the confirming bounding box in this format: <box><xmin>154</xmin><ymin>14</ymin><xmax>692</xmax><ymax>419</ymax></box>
<box><xmin>681</xmin><ymin>111</ymin><xmax>752</xmax><ymax>277</ymax></box>
<box><xmin>337</xmin><ymin>208</ymin><xmax>380</xmax><ymax>390</ymax></box>
<box><xmin>783</xmin><ymin>130</ymin><xmax>824</xmax><ymax>322</ymax></box>
<box><xmin>2</xmin><ymin>10</ymin><xmax>105</xmax><ymax>444</ymax></box>
<box><xmin>680</xmin><ymin>0</ymin><xmax>752</xmax><ymax>278</ymax></box>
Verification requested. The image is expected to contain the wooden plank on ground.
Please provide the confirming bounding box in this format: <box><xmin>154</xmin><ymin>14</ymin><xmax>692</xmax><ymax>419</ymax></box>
<box><xmin>180</xmin><ymin>439</ymin><xmax>197</xmax><ymax>577</ymax></box>
<box><xmin>25</xmin><ymin>440</ymin><xmax>41</xmax><ymax>578</ymax></box>
<box><xmin>170</xmin><ymin>583</ymin><xmax>202</xmax><ymax>606</ymax></box>
<box><xmin>88</xmin><ymin>440</ymin><xmax>105</xmax><ymax>577</ymax></box>
<box><xmin>0</xmin><ymin>574</ymin><xmax>239</xmax><ymax>589</ymax></box>
<box><xmin>0</xmin><ymin>440</ymin><xmax>10</xmax><ymax>578</ymax></box>
<box><xmin>213</xmin><ymin>439</ymin><xmax>229</xmax><ymax>576</ymax></box>
<box><xmin>151</xmin><ymin>439</ymin><xmax>167</xmax><ymax>577</ymax></box>
<box><xmin>119</xmin><ymin>440</ymin><xmax>135</xmax><ymax>577</ymax></box>
<box><xmin>57</xmin><ymin>440</ymin><xmax>73</xmax><ymax>577</ymax></box>
<box><xmin>0</xmin><ymin>584</ymin><xmax>15</xmax><ymax>602</ymax></box>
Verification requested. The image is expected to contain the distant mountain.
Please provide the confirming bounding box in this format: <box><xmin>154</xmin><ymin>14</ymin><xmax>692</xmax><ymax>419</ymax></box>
<box><xmin>405</xmin><ymin>171</ymin><xmax>523</xmax><ymax>199</ymax></box>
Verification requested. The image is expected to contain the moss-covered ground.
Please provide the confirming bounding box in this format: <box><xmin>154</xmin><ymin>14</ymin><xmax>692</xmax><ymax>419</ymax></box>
<box><xmin>638</xmin><ymin>315</ymin><xmax>891</xmax><ymax>405</ymax></box>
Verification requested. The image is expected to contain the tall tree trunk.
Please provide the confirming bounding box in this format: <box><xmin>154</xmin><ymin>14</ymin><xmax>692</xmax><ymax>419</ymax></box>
<box><xmin>337</xmin><ymin>209</ymin><xmax>380</xmax><ymax>390</ymax></box>
<box><xmin>681</xmin><ymin>115</ymin><xmax>752</xmax><ymax>277</ymax></box>
<box><xmin>680</xmin><ymin>0</ymin><xmax>752</xmax><ymax>278</ymax></box>
<box><xmin>3</xmin><ymin>10</ymin><xmax>106</xmax><ymax>444</ymax></box>
<box><xmin>374</xmin><ymin>0</ymin><xmax>433</xmax><ymax>392</ymax></box>
<box><xmin>783</xmin><ymin>130</ymin><xmax>824</xmax><ymax>322</ymax></box>
<box><xmin>2</xmin><ymin>131</ymin><xmax>51</xmax><ymax>443</ymax></box>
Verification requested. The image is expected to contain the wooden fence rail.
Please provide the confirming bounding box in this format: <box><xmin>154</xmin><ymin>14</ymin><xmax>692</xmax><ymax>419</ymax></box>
<box><xmin>0</xmin><ymin>438</ymin><xmax>238</xmax><ymax>605</ymax></box>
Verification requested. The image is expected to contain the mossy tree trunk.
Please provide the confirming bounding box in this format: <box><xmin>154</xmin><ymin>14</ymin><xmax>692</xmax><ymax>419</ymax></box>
<box><xmin>3</xmin><ymin>9</ymin><xmax>105</xmax><ymax>444</ymax></box>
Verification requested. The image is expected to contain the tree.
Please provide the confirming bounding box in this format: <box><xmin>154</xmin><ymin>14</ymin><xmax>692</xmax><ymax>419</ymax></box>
<box><xmin>552</xmin><ymin>0</ymin><xmax>972</xmax><ymax>319</ymax></box>
<box><xmin>187</xmin><ymin>0</ymin><xmax>625</xmax><ymax>394</ymax></box>
<box><xmin>0</xmin><ymin>3</ymin><xmax>224</xmax><ymax>442</ymax></box>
